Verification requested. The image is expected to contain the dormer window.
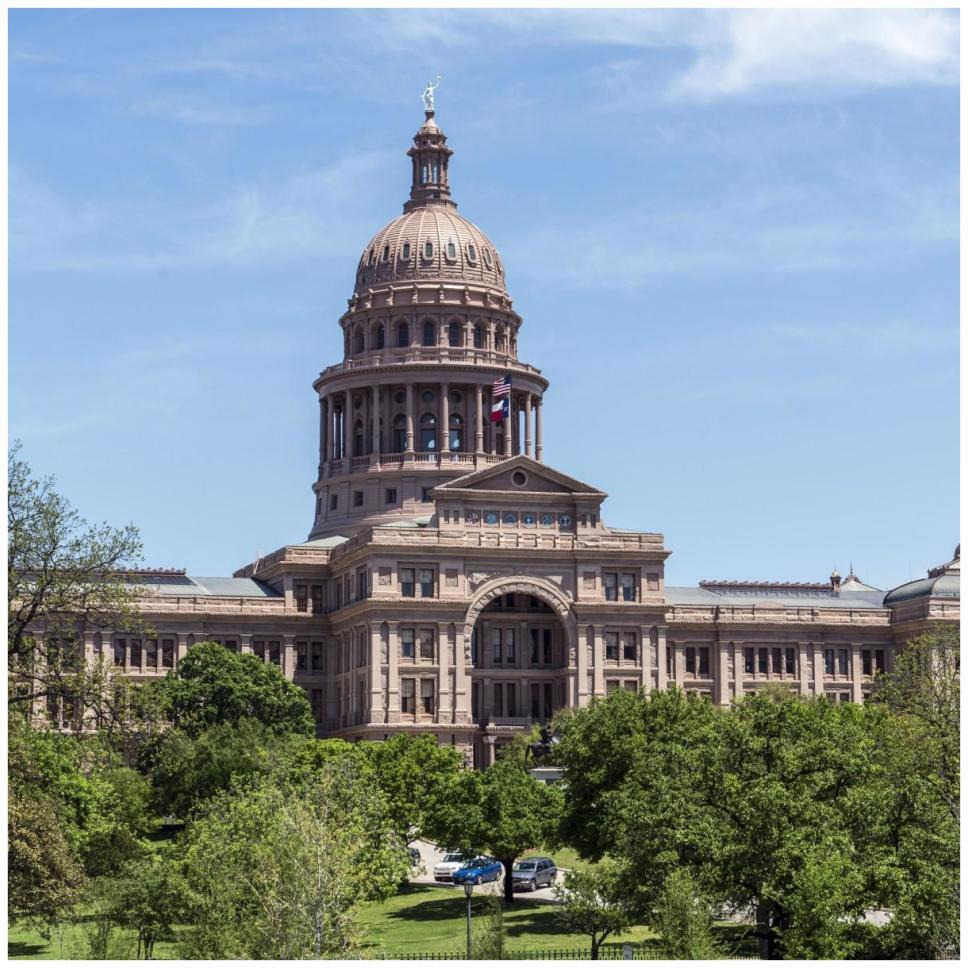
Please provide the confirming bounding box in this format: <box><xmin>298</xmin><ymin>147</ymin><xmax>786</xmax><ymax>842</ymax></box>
<box><xmin>381</xmin><ymin>244</ymin><xmax>390</xmax><ymax>262</ymax></box>
<box><xmin>483</xmin><ymin>248</ymin><xmax>493</xmax><ymax>268</ymax></box>
<box><xmin>401</xmin><ymin>241</ymin><xmax>411</xmax><ymax>261</ymax></box>
<box><xmin>446</xmin><ymin>240</ymin><xmax>457</xmax><ymax>261</ymax></box>
<box><xmin>467</xmin><ymin>243</ymin><xmax>477</xmax><ymax>264</ymax></box>
<box><xmin>423</xmin><ymin>240</ymin><xmax>434</xmax><ymax>260</ymax></box>
<box><xmin>367</xmin><ymin>247</ymin><xmax>375</xmax><ymax>266</ymax></box>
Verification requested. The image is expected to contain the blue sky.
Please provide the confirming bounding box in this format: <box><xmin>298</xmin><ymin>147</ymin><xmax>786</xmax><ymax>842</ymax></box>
<box><xmin>8</xmin><ymin>8</ymin><xmax>960</xmax><ymax>588</ymax></box>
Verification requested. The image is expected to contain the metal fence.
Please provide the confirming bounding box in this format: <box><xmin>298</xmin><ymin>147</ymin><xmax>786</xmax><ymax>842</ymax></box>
<box><xmin>356</xmin><ymin>948</ymin><xmax>756</xmax><ymax>961</ymax></box>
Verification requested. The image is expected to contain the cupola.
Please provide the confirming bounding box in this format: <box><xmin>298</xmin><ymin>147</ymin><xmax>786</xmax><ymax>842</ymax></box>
<box><xmin>405</xmin><ymin>110</ymin><xmax>455</xmax><ymax>212</ymax></box>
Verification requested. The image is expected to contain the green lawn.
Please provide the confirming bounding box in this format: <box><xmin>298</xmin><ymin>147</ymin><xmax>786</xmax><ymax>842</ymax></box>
<box><xmin>8</xmin><ymin>918</ymin><xmax>181</xmax><ymax>961</ymax></box>
<box><xmin>354</xmin><ymin>883</ymin><xmax>657</xmax><ymax>956</ymax></box>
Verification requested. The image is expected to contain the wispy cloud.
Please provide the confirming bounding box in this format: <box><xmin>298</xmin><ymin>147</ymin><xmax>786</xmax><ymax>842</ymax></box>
<box><xmin>131</xmin><ymin>94</ymin><xmax>273</xmax><ymax>126</ymax></box>
<box><xmin>10</xmin><ymin>150</ymin><xmax>397</xmax><ymax>273</ymax></box>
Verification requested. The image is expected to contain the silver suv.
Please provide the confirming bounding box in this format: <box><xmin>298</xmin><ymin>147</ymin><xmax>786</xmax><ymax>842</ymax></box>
<box><xmin>512</xmin><ymin>857</ymin><xmax>557</xmax><ymax>891</ymax></box>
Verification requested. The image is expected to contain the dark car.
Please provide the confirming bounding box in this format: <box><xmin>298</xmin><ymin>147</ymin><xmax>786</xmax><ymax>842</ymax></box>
<box><xmin>512</xmin><ymin>857</ymin><xmax>557</xmax><ymax>891</ymax></box>
<box><xmin>452</xmin><ymin>856</ymin><xmax>503</xmax><ymax>885</ymax></box>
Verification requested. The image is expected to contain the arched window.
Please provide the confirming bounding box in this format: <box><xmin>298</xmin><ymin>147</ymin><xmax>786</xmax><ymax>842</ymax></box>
<box><xmin>353</xmin><ymin>419</ymin><xmax>364</xmax><ymax>458</ymax></box>
<box><xmin>376</xmin><ymin>324</ymin><xmax>385</xmax><ymax>350</ymax></box>
<box><xmin>449</xmin><ymin>414</ymin><xmax>464</xmax><ymax>452</ymax></box>
<box><xmin>344</xmin><ymin>332</ymin><xmax>350</xmax><ymax>356</ymax></box>
<box><xmin>367</xmin><ymin>247</ymin><xmax>375</xmax><ymax>266</ymax></box>
<box><xmin>400</xmin><ymin>242</ymin><xmax>411</xmax><ymax>261</ymax></box>
<box><xmin>495</xmin><ymin>327</ymin><xmax>507</xmax><ymax>352</ymax></box>
<box><xmin>467</xmin><ymin>243</ymin><xmax>477</xmax><ymax>264</ymax></box>
<box><xmin>381</xmin><ymin>244</ymin><xmax>390</xmax><ymax>262</ymax></box>
<box><xmin>397</xmin><ymin>322</ymin><xmax>409</xmax><ymax>348</ymax></box>
<box><xmin>354</xmin><ymin>328</ymin><xmax>364</xmax><ymax>354</ymax></box>
<box><xmin>421</xmin><ymin>164</ymin><xmax>428</xmax><ymax>184</ymax></box>
<box><xmin>483</xmin><ymin>248</ymin><xmax>493</xmax><ymax>268</ymax></box>
<box><xmin>473</xmin><ymin>324</ymin><xmax>484</xmax><ymax>349</ymax></box>
<box><xmin>422</xmin><ymin>321</ymin><xmax>436</xmax><ymax>346</ymax></box>
<box><xmin>446</xmin><ymin>240</ymin><xmax>457</xmax><ymax>260</ymax></box>
<box><xmin>392</xmin><ymin>414</ymin><xmax>407</xmax><ymax>453</ymax></box>
<box><xmin>423</xmin><ymin>240</ymin><xmax>434</xmax><ymax>260</ymax></box>
<box><xmin>448</xmin><ymin>321</ymin><xmax>462</xmax><ymax>347</ymax></box>
<box><xmin>419</xmin><ymin>413</ymin><xmax>437</xmax><ymax>452</ymax></box>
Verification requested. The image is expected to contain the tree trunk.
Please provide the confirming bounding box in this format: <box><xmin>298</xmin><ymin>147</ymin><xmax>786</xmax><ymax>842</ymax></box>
<box><xmin>591</xmin><ymin>935</ymin><xmax>600</xmax><ymax>960</ymax></box>
<box><xmin>502</xmin><ymin>857</ymin><xmax>515</xmax><ymax>904</ymax></box>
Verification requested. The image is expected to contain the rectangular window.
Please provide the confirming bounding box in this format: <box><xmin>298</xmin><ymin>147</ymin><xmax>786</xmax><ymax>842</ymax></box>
<box><xmin>311</xmin><ymin>641</ymin><xmax>323</xmax><ymax>670</ymax></box>
<box><xmin>295</xmin><ymin>585</ymin><xmax>308</xmax><ymax>612</ymax></box>
<box><xmin>771</xmin><ymin>647</ymin><xmax>781</xmax><ymax>676</ymax></box>
<box><xmin>785</xmin><ymin>647</ymin><xmax>796</xmax><ymax>675</ymax></box>
<box><xmin>543</xmin><ymin>629</ymin><xmax>552</xmax><ymax>666</ymax></box>
<box><xmin>543</xmin><ymin>682</ymin><xmax>553</xmax><ymax>720</ymax></box>
<box><xmin>493</xmin><ymin>682</ymin><xmax>504</xmax><ymax>717</ymax></box>
<box><xmin>744</xmin><ymin>647</ymin><xmax>755</xmax><ymax>674</ymax></box>
<box><xmin>623</xmin><ymin>633</ymin><xmax>637</xmax><ymax>663</ymax></box>
<box><xmin>530</xmin><ymin>628</ymin><xmax>540</xmax><ymax>664</ymax></box>
<box><xmin>531</xmin><ymin>683</ymin><xmax>541</xmax><ymax>720</ymax></box>
<box><xmin>758</xmin><ymin>648</ymin><xmax>768</xmax><ymax>675</ymax></box>
<box><xmin>269</xmin><ymin>641</ymin><xmax>281</xmax><ymax>665</ymax></box>
<box><xmin>492</xmin><ymin>628</ymin><xmax>503</xmax><ymax>664</ymax></box>
<box><xmin>356</xmin><ymin>567</ymin><xmax>368</xmax><ymax>600</ymax></box>
<box><xmin>401</xmin><ymin>629</ymin><xmax>415</xmax><ymax>659</ymax></box>
<box><xmin>311</xmin><ymin>585</ymin><xmax>323</xmax><ymax>614</ymax></box>
<box><xmin>666</xmin><ymin>644</ymin><xmax>673</xmax><ymax>676</ymax></box>
<box><xmin>824</xmin><ymin>649</ymin><xmax>835</xmax><ymax>676</ymax></box>
<box><xmin>353</xmin><ymin>490</ymin><xmax>364</xmax><ymax>507</ymax></box>
<box><xmin>420</xmin><ymin>679</ymin><xmax>435</xmax><ymax>715</ymax></box>
<box><xmin>162</xmin><ymin>639</ymin><xmax>175</xmax><ymax>668</ymax></box>
<box><xmin>114</xmin><ymin>638</ymin><xmax>126</xmax><ymax>667</ymax></box>
<box><xmin>311</xmin><ymin>688</ymin><xmax>323</xmax><ymax>723</ymax></box>
<box><xmin>296</xmin><ymin>644</ymin><xmax>307</xmax><ymax>671</ymax></box>
<box><xmin>472</xmin><ymin>681</ymin><xmax>479</xmax><ymax>719</ymax></box>
<box><xmin>330</xmin><ymin>494</ymin><xmax>338</xmax><ymax>511</ymax></box>
<box><xmin>606</xmin><ymin>680</ymin><xmax>619</xmax><ymax>696</ymax></box>
<box><xmin>401</xmin><ymin>678</ymin><xmax>415</xmax><ymax>714</ymax></box>
<box><xmin>863</xmin><ymin>650</ymin><xmax>872</xmax><ymax>677</ymax></box>
<box><xmin>621</xmin><ymin>573</ymin><xmax>636</xmax><ymax>602</ymax></box>
<box><xmin>507</xmin><ymin>682</ymin><xmax>517</xmax><ymax>716</ymax></box>
<box><xmin>421</xmin><ymin>487</ymin><xmax>432</xmax><ymax>502</ymax></box>
<box><xmin>400</xmin><ymin>568</ymin><xmax>415</xmax><ymax>597</ymax></box>
<box><xmin>253</xmin><ymin>640</ymin><xmax>265</xmax><ymax>661</ymax></box>
<box><xmin>603</xmin><ymin>573</ymin><xmax>618</xmax><ymax>602</ymax></box>
<box><xmin>840</xmin><ymin>691</ymin><xmax>851</xmax><ymax>704</ymax></box>
<box><xmin>385</xmin><ymin>487</ymin><xmax>397</xmax><ymax>505</ymax></box>
<box><xmin>418</xmin><ymin>629</ymin><xmax>434</xmax><ymax>660</ymax></box>
<box><xmin>838</xmin><ymin>648</ymin><xmax>849</xmax><ymax>676</ymax></box>
<box><xmin>419</xmin><ymin>569</ymin><xmax>435</xmax><ymax>597</ymax></box>
<box><xmin>698</xmin><ymin>647</ymin><xmax>710</xmax><ymax>677</ymax></box>
<box><xmin>624</xmin><ymin>680</ymin><xmax>637</xmax><ymax>691</ymax></box>
<box><xmin>875</xmin><ymin>649</ymin><xmax>885</xmax><ymax>673</ymax></box>
<box><xmin>605</xmin><ymin>631</ymin><xmax>619</xmax><ymax>661</ymax></box>
<box><xmin>130</xmin><ymin>639</ymin><xmax>142</xmax><ymax>668</ymax></box>
<box><xmin>505</xmin><ymin>628</ymin><xmax>516</xmax><ymax>664</ymax></box>
<box><xmin>686</xmin><ymin>646</ymin><xmax>696</xmax><ymax>675</ymax></box>
<box><xmin>146</xmin><ymin>638</ymin><xmax>158</xmax><ymax>668</ymax></box>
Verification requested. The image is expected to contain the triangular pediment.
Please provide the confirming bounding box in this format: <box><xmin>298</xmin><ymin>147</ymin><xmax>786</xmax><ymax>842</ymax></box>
<box><xmin>433</xmin><ymin>456</ymin><xmax>607</xmax><ymax>498</ymax></box>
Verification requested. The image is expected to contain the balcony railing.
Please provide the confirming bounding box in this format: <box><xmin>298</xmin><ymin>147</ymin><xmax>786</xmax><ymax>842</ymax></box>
<box><xmin>321</xmin><ymin>452</ymin><xmax>506</xmax><ymax>477</ymax></box>
<box><xmin>319</xmin><ymin>348</ymin><xmax>544</xmax><ymax>380</ymax></box>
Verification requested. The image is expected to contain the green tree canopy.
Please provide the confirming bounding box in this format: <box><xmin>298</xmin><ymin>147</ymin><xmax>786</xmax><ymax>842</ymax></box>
<box><xmin>425</xmin><ymin>756</ymin><xmax>563</xmax><ymax>904</ymax></box>
<box><xmin>157</xmin><ymin>641</ymin><xmax>314</xmax><ymax>737</ymax></box>
<box><xmin>553</xmin><ymin>861</ymin><xmax>636</xmax><ymax>959</ymax></box>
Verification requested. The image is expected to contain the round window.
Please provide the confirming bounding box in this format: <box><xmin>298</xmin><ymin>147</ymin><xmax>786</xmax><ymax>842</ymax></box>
<box><xmin>421</xmin><ymin>390</ymin><xmax>436</xmax><ymax>403</ymax></box>
<box><xmin>394</xmin><ymin>391</ymin><xmax>405</xmax><ymax>404</ymax></box>
<box><xmin>511</xmin><ymin>470</ymin><xmax>528</xmax><ymax>487</ymax></box>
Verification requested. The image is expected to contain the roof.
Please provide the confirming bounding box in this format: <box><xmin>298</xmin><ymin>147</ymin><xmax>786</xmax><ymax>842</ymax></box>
<box><xmin>884</xmin><ymin>547</ymin><xmax>961</xmax><ymax>605</ymax></box>
<box><xmin>665</xmin><ymin>586</ymin><xmax>886</xmax><ymax>610</ymax></box>
<box><xmin>135</xmin><ymin>575</ymin><xmax>282</xmax><ymax>598</ymax></box>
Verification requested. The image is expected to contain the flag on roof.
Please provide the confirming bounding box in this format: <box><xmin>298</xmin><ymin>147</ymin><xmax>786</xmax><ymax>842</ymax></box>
<box><xmin>491</xmin><ymin>373</ymin><xmax>511</xmax><ymax>397</ymax></box>
<box><xmin>491</xmin><ymin>395</ymin><xmax>509</xmax><ymax>422</ymax></box>
<box><xmin>490</xmin><ymin>373</ymin><xmax>510</xmax><ymax>422</ymax></box>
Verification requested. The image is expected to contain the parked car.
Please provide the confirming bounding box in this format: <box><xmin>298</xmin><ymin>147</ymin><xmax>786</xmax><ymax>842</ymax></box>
<box><xmin>512</xmin><ymin>857</ymin><xmax>558</xmax><ymax>891</ymax></box>
<box><xmin>433</xmin><ymin>851</ymin><xmax>470</xmax><ymax>882</ymax></box>
<box><xmin>452</xmin><ymin>857</ymin><xmax>503</xmax><ymax>886</ymax></box>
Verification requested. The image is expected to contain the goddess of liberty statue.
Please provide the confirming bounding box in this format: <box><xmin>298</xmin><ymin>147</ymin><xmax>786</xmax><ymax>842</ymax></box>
<box><xmin>422</xmin><ymin>76</ymin><xmax>441</xmax><ymax>113</ymax></box>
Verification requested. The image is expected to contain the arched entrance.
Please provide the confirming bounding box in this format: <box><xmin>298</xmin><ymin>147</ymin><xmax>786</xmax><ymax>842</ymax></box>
<box><xmin>463</xmin><ymin>579</ymin><xmax>576</xmax><ymax>768</ymax></box>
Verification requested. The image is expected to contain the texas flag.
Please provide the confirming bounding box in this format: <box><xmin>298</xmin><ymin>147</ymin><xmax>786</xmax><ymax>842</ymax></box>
<box><xmin>490</xmin><ymin>373</ymin><xmax>510</xmax><ymax>422</ymax></box>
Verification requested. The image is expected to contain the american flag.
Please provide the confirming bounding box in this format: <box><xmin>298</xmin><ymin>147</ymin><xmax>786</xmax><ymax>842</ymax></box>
<box><xmin>491</xmin><ymin>373</ymin><xmax>511</xmax><ymax>398</ymax></box>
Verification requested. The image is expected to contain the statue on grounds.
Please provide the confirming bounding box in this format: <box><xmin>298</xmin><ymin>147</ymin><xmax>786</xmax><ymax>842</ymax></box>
<box><xmin>422</xmin><ymin>76</ymin><xmax>441</xmax><ymax>113</ymax></box>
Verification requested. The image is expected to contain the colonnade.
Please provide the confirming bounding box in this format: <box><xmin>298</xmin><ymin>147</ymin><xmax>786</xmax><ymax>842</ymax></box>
<box><xmin>318</xmin><ymin>382</ymin><xmax>544</xmax><ymax>467</ymax></box>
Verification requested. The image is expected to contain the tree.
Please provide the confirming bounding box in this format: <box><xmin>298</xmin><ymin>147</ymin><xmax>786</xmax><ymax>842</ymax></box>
<box><xmin>553</xmin><ymin>861</ymin><xmax>635</xmax><ymax>959</ymax></box>
<box><xmin>554</xmin><ymin>687</ymin><xmax>894</xmax><ymax>959</ymax></box>
<box><xmin>157</xmin><ymin>641</ymin><xmax>314</xmax><ymax>737</ymax></box>
<box><xmin>8</xmin><ymin>444</ymin><xmax>146</xmax><ymax>715</ymax></box>
<box><xmin>364</xmin><ymin>733</ymin><xmax>463</xmax><ymax>845</ymax></box>
<box><xmin>101</xmin><ymin>850</ymin><xmax>194</xmax><ymax>958</ymax></box>
<box><xmin>652</xmin><ymin>869</ymin><xmax>720</xmax><ymax>960</ymax></box>
<box><xmin>180</xmin><ymin>760</ymin><xmax>408</xmax><ymax>958</ymax></box>
<box><xmin>425</xmin><ymin>756</ymin><xmax>563</xmax><ymax>904</ymax></box>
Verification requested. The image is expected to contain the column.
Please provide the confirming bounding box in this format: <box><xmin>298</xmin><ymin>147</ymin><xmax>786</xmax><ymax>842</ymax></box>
<box><xmin>717</xmin><ymin>639</ymin><xmax>730</xmax><ymax>706</ymax></box>
<box><xmin>577</xmin><ymin>626</ymin><xmax>589</xmax><ymax>705</ymax></box>
<box><xmin>319</xmin><ymin>396</ymin><xmax>328</xmax><ymax>471</ymax></box>
<box><xmin>176</xmin><ymin>632</ymin><xmax>189</xmax><ymax>664</ymax></box>
<box><xmin>405</xmin><ymin>384</ymin><xmax>415</xmax><ymax>454</ymax></box>
<box><xmin>239</xmin><ymin>634</ymin><xmax>252</xmax><ymax>655</ymax></box>
<box><xmin>851</xmin><ymin>644</ymin><xmax>863</xmax><ymax>702</ymax></box>
<box><xmin>813</xmin><ymin>642</ymin><xmax>825</xmax><ymax>696</ymax></box>
<box><xmin>639</xmin><ymin>626</ymin><xmax>650</xmax><ymax>693</ymax></box>
<box><xmin>369</xmin><ymin>624</ymin><xmax>383</xmax><ymax>724</ymax></box>
<box><xmin>437</xmin><ymin>624</ymin><xmax>451</xmax><ymax>723</ymax></box>
<box><xmin>387</xmin><ymin>623</ymin><xmax>400</xmax><ymax>723</ymax></box>
<box><xmin>656</xmin><ymin>627</ymin><xmax>667</xmax><ymax>690</ymax></box>
<box><xmin>535</xmin><ymin>397</ymin><xmax>543</xmax><ymax>462</ymax></box>
<box><xmin>283</xmin><ymin>634</ymin><xmax>296</xmax><ymax>681</ymax></box>
<box><xmin>454</xmin><ymin>627</ymin><xmax>469</xmax><ymax>724</ymax></box>
<box><xmin>475</xmin><ymin>384</ymin><xmax>484</xmax><ymax>454</ymax></box>
<box><xmin>524</xmin><ymin>394</ymin><xmax>533</xmax><ymax>458</ymax></box>
<box><xmin>371</xmin><ymin>386</ymin><xmax>380</xmax><ymax>461</ymax></box>
<box><xmin>345</xmin><ymin>390</ymin><xmax>355</xmax><ymax>459</ymax></box>
<box><xmin>734</xmin><ymin>642</ymin><xmax>744</xmax><ymax>700</ymax></box>
<box><xmin>329</xmin><ymin>402</ymin><xmax>338</xmax><ymax>460</ymax></box>
<box><xmin>440</xmin><ymin>383</ymin><xmax>450</xmax><ymax>455</ymax></box>
<box><xmin>503</xmin><ymin>397</ymin><xmax>512</xmax><ymax>457</ymax></box>
<box><xmin>592</xmin><ymin>627</ymin><xmax>605</xmax><ymax>697</ymax></box>
<box><xmin>674</xmin><ymin>641</ymin><xmax>685</xmax><ymax>688</ymax></box>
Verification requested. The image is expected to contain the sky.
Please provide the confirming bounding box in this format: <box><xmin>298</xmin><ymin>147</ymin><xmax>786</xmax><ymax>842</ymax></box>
<box><xmin>8</xmin><ymin>8</ymin><xmax>960</xmax><ymax>589</ymax></box>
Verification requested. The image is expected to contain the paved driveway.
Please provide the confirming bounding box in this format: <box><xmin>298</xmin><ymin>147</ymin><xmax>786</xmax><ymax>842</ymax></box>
<box><xmin>409</xmin><ymin>840</ymin><xmax>565</xmax><ymax>903</ymax></box>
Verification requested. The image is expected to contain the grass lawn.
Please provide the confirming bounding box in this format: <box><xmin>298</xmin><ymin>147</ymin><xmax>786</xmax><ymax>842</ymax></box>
<box><xmin>355</xmin><ymin>883</ymin><xmax>657</xmax><ymax>956</ymax></box>
<box><xmin>8</xmin><ymin>919</ymin><xmax>181</xmax><ymax>960</ymax></box>
<box><xmin>523</xmin><ymin>845</ymin><xmax>597</xmax><ymax>874</ymax></box>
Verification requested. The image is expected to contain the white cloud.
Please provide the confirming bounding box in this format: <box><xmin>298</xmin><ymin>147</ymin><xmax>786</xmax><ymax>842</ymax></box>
<box><xmin>672</xmin><ymin>9</ymin><xmax>959</xmax><ymax>98</ymax></box>
<box><xmin>131</xmin><ymin>95</ymin><xmax>273</xmax><ymax>126</ymax></box>
<box><xmin>9</xmin><ymin>150</ymin><xmax>398</xmax><ymax>273</ymax></box>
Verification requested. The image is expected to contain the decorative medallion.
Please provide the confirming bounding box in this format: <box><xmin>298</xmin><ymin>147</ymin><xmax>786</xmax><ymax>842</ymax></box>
<box><xmin>560</xmin><ymin>514</ymin><xmax>573</xmax><ymax>527</ymax></box>
<box><xmin>522</xmin><ymin>512</ymin><xmax>536</xmax><ymax>526</ymax></box>
<box><xmin>540</xmin><ymin>513</ymin><xmax>554</xmax><ymax>526</ymax></box>
<box><xmin>484</xmin><ymin>511</ymin><xmax>499</xmax><ymax>525</ymax></box>
<box><xmin>466</xmin><ymin>510</ymin><xmax>480</xmax><ymax>524</ymax></box>
<box><xmin>503</xmin><ymin>512</ymin><xmax>517</xmax><ymax>525</ymax></box>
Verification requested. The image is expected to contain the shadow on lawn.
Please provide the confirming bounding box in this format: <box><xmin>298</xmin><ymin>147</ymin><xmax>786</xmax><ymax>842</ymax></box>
<box><xmin>9</xmin><ymin>941</ymin><xmax>48</xmax><ymax>958</ymax></box>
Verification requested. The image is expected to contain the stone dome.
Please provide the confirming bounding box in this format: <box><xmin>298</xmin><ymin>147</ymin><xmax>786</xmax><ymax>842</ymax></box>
<box><xmin>354</xmin><ymin>207</ymin><xmax>506</xmax><ymax>294</ymax></box>
<box><xmin>883</xmin><ymin>546</ymin><xmax>961</xmax><ymax>605</ymax></box>
<box><xmin>352</xmin><ymin>109</ymin><xmax>508</xmax><ymax>297</ymax></box>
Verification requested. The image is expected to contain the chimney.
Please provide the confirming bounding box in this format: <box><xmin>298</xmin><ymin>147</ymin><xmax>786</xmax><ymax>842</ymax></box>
<box><xmin>829</xmin><ymin>569</ymin><xmax>841</xmax><ymax>592</ymax></box>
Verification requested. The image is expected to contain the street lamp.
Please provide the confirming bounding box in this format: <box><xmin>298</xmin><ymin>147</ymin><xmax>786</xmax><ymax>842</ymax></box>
<box><xmin>463</xmin><ymin>881</ymin><xmax>474</xmax><ymax>959</ymax></box>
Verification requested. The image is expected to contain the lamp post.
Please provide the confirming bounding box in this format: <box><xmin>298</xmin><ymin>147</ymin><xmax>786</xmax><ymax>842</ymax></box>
<box><xmin>463</xmin><ymin>881</ymin><xmax>474</xmax><ymax>959</ymax></box>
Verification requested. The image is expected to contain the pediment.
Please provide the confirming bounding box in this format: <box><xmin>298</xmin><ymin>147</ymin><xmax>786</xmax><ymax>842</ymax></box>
<box><xmin>433</xmin><ymin>456</ymin><xmax>607</xmax><ymax>498</ymax></box>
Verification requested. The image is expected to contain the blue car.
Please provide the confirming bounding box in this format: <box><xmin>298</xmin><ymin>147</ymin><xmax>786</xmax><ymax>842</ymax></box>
<box><xmin>452</xmin><ymin>857</ymin><xmax>503</xmax><ymax>885</ymax></box>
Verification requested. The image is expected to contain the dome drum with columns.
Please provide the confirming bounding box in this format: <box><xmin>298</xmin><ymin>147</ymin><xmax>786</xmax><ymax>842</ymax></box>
<box><xmin>310</xmin><ymin>110</ymin><xmax>549</xmax><ymax>539</ymax></box>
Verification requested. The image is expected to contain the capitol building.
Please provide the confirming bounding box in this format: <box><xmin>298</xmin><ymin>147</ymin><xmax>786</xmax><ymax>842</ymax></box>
<box><xmin>83</xmin><ymin>105</ymin><xmax>959</xmax><ymax>766</ymax></box>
